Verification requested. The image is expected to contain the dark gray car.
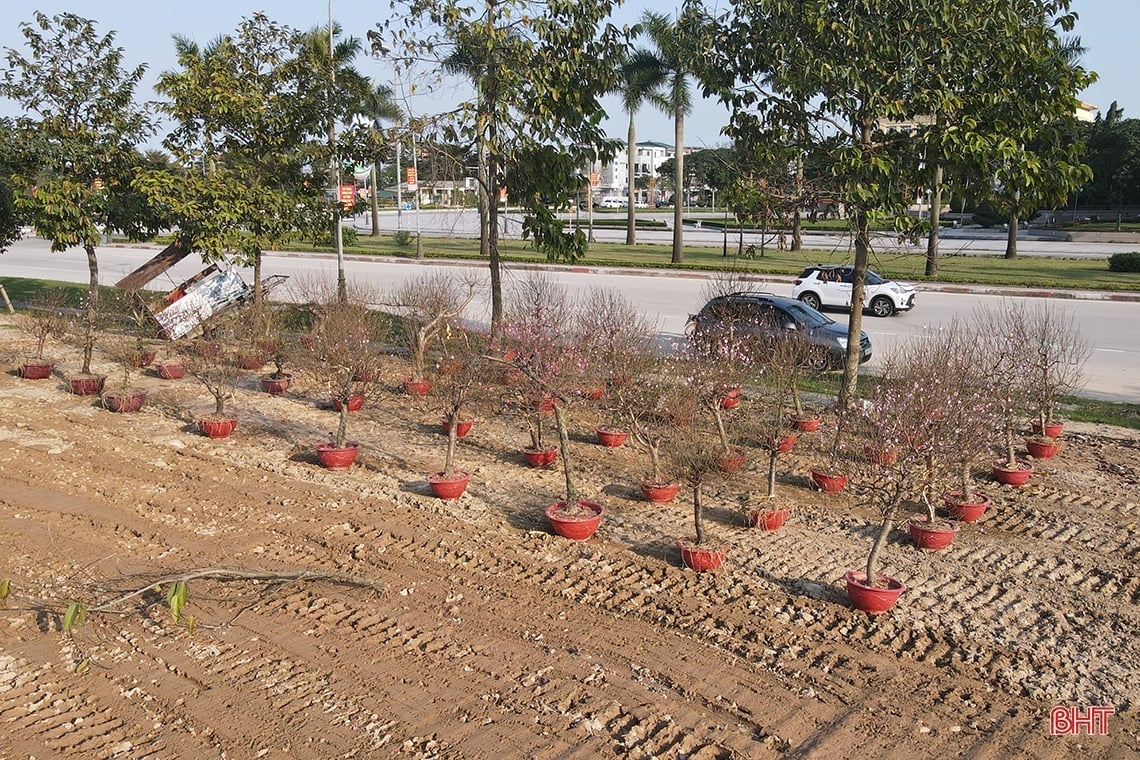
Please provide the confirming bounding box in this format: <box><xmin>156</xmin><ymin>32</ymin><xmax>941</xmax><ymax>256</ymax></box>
<box><xmin>686</xmin><ymin>292</ymin><xmax>872</xmax><ymax>371</ymax></box>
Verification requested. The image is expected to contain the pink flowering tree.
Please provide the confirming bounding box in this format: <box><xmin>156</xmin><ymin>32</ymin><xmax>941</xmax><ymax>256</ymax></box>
<box><xmin>497</xmin><ymin>274</ymin><xmax>590</xmax><ymax>508</ymax></box>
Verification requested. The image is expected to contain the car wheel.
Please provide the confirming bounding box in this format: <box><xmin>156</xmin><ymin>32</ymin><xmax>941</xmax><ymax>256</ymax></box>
<box><xmin>806</xmin><ymin>347</ymin><xmax>832</xmax><ymax>373</ymax></box>
<box><xmin>870</xmin><ymin>296</ymin><xmax>895</xmax><ymax>318</ymax></box>
<box><xmin>798</xmin><ymin>292</ymin><xmax>822</xmax><ymax>311</ymax></box>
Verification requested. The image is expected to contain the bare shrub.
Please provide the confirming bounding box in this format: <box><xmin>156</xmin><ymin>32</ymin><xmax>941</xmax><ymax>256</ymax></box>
<box><xmin>386</xmin><ymin>271</ymin><xmax>478</xmax><ymax>384</ymax></box>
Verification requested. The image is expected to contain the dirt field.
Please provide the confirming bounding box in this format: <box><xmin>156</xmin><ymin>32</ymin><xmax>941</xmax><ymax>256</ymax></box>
<box><xmin>0</xmin><ymin>325</ymin><xmax>1137</xmax><ymax>759</ymax></box>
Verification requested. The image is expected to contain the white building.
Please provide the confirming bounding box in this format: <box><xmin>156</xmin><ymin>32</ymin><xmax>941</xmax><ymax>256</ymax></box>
<box><xmin>591</xmin><ymin>140</ymin><xmax>680</xmax><ymax>203</ymax></box>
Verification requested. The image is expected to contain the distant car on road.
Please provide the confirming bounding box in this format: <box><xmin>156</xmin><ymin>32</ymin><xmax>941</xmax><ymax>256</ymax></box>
<box><xmin>686</xmin><ymin>292</ymin><xmax>872</xmax><ymax>372</ymax></box>
<box><xmin>792</xmin><ymin>265</ymin><xmax>916</xmax><ymax>317</ymax></box>
<box><xmin>598</xmin><ymin>196</ymin><xmax>628</xmax><ymax>209</ymax></box>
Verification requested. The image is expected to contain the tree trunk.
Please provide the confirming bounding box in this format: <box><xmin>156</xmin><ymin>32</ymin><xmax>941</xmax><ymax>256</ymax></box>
<box><xmin>369</xmin><ymin>163</ymin><xmax>381</xmax><ymax>237</ymax></box>
<box><xmin>253</xmin><ymin>251</ymin><xmax>263</xmax><ymax>305</ymax></box>
<box><xmin>1005</xmin><ymin>198</ymin><xmax>1019</xmax><ymax>259</ymax></box>
<box><xmin>626</xmin><ymin>112</ymin><xmax>636</xmax><ymax>246</ymax></box>
<box><xmin>838</xmin><ymin>209</ymin><xmax>869</xmax><ymax>412</ymax></box>
<box><xmin>692</xmin><ymin>484</ymin><xmax>705</xmax><ymax>545</ymax></box>
<box><xmin>925</xmin><ymin>163</ymin><xmax>943</xmax><ymax>276</ymax></box>
<box><xmin>864</xmin><ymin>503</ymin><xmax>898</xmax><ymax>585</ymax></box>
<box><xmin>553</xmin><ymin>403</ymin><xmax>575</xmax><ymax>505</ymax></box>
<box><xmin>83</xmin><ymin>245</ymin><xmax>99</xmax><ymax>374</ymax></box>
<box><xmin>767</xmin><ymin>450</ymin><xmax>778</xmax><ymax>498</ymax></box>
<box><xmin>335</xmin><ymin>404</ymin><xmax>349</xmax><ymax>449</ymax></box>
<box><xmin>444</xmin><ymin>412</ymin><xmax>458</xmax><ymax>477</ymax></box>
<box><xmin>671</xmin><ymin>108</ymin><xmax>685</xmax><ymax>264</ymax></box>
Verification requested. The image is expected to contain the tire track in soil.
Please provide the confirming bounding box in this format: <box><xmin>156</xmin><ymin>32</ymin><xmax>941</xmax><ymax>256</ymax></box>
<box><xmin>269</xmin><ymin>517</ymin><xmax>1057</xmax><ymax>760</ymax></box>
<box><xmin>1</xmin><ymin>362</ymin><xmax>1135</xmax><ymax>757</ymax></box>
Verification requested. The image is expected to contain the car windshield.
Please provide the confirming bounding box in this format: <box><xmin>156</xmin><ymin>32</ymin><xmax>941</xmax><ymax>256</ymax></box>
<box><xmin>865</xmin><ymin>270</ymin><xmax>886</xmax><ymax>285</ymax></box>
<box><xmin>782</xmin><ymin>301</ymin><xmax>833</xmax><ymax>328</ymax></box>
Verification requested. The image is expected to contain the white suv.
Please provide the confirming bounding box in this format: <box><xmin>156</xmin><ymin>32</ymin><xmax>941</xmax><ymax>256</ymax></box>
<box><xmin>792</xmin><ymin>265</ymin><xmax>916</xmax><ymax>317</ymax></box>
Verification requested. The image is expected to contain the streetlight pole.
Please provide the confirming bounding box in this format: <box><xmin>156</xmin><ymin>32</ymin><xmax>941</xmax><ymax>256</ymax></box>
<box><xmin>329</xmin><ymin>0</ymin><xmax>346</xmax><ymax>303</ymax></box>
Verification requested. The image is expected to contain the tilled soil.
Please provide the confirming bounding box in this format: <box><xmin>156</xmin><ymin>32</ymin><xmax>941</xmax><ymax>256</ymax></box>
<box><xmin>0</xmin><ymin>329</ymin><xmax>1137</xmax><ymax>759</ymax></box>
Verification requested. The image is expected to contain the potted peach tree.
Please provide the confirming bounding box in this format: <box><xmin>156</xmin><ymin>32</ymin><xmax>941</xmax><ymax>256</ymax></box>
<box><xmin>16</xmin><ymin>288</ymin><xmax>69</xmax><ymax>379</ymax></box>
<box><xmin>182</xmin><ymin>312</ymin><xmax>247</xmax><ymax>439</ymax></box>
<box><xmin>1022</xmin><ymin>302</ymin><xmax>1089</xmax><ymax>456</ymax></box>
<box><xmin>428</xmin><ymin>326</ymin><xmax>489</xmax><ymax>499</ymax></box>
<box><xmin>386</xmin><ymin>271</ymin><xmax>476</xmax><ymax>396</ymax></box>
<box><xmin>298</xmin><ymin>285</ymin><xmax>388</xmax><ymax>470</ymax></box>
<box><xmin>499</xmin><ymin>275</ymin><xmax>602</xmax><ymax>540</ymax></box>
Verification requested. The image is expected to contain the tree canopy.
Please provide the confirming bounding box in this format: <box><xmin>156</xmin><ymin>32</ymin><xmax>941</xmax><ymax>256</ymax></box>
<box><xmin>697</xmin><ymin>0</ymin><xmax>1094</xmax><ymax>408</ymax></box>
<box><xmin>370</xmin><ymin>0</ymin><xmax>630</xmax><ymax>325</ymax></box>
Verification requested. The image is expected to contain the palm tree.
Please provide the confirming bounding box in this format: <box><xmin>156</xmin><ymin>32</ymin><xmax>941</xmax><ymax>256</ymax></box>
<box><xmin>357</xmin><ymin>83</ymin><xmax>402</xmax><ymax>237</ymax></box>
<box><xmin>617</xmin><ymin>49</ymin><xmax>660</xmax><ymax>246</ymax></box>
<box><xmin>297</xmin><ymin>22</ymin><xmax>370</xmax><ymax>301</ymax></box>
<box><xmin>632</xmin><ymin>11</ymin><xmax>697</xmax><ymax>264</ymax></box>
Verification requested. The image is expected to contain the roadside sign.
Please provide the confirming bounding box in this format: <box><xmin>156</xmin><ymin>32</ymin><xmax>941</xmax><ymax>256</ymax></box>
<box><xmin>338</xmin><ymin>184</ymin><xmax>356</xmax><ymax>211</ymax></box>
<box><xmin>406</xmin><ymin>167</ymin><xmax>418</xmax><ymax>191</ymax></box>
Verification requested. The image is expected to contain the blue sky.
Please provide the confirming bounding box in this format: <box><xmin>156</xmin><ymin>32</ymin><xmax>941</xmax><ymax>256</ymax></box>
<box><xmin>1</xmin><ymin>1</ymin><xmax>1133</xmax><ymax>149</ymax></box>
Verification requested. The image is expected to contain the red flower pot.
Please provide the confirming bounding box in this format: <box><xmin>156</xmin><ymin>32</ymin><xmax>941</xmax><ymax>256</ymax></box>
<box><xmin>156</xmin><ymin>363</ymin><xmax>185</xmax><ymax>380</ymax></box>
<box><xmin>641</xmin><ymin>481</ymin><xmax>681</xmax><ymax>504</ymax></box>
<box><xmin>908</xmin><ymin>519</ymin><xmax>960</xmax><ymax>550</ymax></box>
<box><xmin>720</xmin><ymin>387</ymin><xmax>741</xmax><ymax>409</ymax></box>
<box><xmin>677</xmin><ymin>539</ymin><xmax>727</xmax><ymax>572</ymax></box>
<box><xmin>20</xmin><ymin>361</ymin><xmax>53</xmax><ymax>379</ymax></box>
<box><xmin>260</xmin><ymin>374</ymin><xmax>291</xmax><ymax>395</ymax></box>
<box><xmin>1025</xmin><ymin>437</ymin><xmax>1062</xmax><ymax>459</ymax></box>
<box><xmin>530</xmin><ymin>394</ymin><xmax>555</xmax><ymax>414</ymax></box>
<box><xmin>236</xmin><ymin>354</ymin><xmax>264</xmax><ymax>370</ymax></box>
<box><xmin>811</xmin><ymin>469</ymin><xmax>848</xmax><ymax>493</ymax></box>
<box><xmin>199</xmin><ymin>417</ymin><xmax>238</xmax><ymax>439</ymax></box>
<box><xmin>790</xmin><ymin>414</ymin><xmax>822</xmax><ymax>432</ymax></box>
<box><xmin>404</xmin><ymin>379</ymin><xmax>432</xmax><ymax>396</ymax></box>
<box><xmin>766</xmin><ymin>433</ymin><xmax>798</xmax><ymax>453</ymax></box>
<box><xmin>546</xmin><ymin>500</ymin><xmax>604</xmax><ymax>540</ymax></box>
<box><xmin>1031</xmin><ymin>420</ymin><xmax>1064</xmax><ymax>438</ymax></box>
<box><xmin>102</xmin><ymin>390</ymin><xmax>147</xmax><ymax>413</ymax></box>
<box><xmin>863</xmin><ymin>444</ymin><xmax>899</xmax><ymax>465</ymax></box>
<box><xmin>315</xmin><ymin>441</ymin><xmax>360</xmax><ymax>471</ymax></box>
<box><xmin>596</xmin><ymin>426</ymin><xmax>629</xmax><ymax>448</ymax></box>
<box><xmin>716</xmin><ymin>445</ymin><xmax>747</xmax><ymax>473</ymax></box>
<box><xmin>844</xmin><ymin>570</ymin><xmax>906</xmax><ymax>614</ymax></box>
<box><xmin>522</xmin><ymin>447</ymin><xmax>558</xmax><ymax>468</ymax></box>
<box><xmin>750</xmin><ymin>507</ymin><xmax>790</xmax><ymax>531</ymax></box>
<box><xmin>69</xmin><ymin>375</ymin><xmax>106</xmax><ymax>396</ymax></box>
<box><xmin>943</xmin><ymin>490</ymin><xmax>991</xmax><ymax>522</ymax></box>
<box><xmin>440</xmin><ymin>417</ymin><xmax>474</xmax><ymax>438</ymax></box>
<box><xmin>131</xmin><ymin>350</ymin><xmax>157</xmax><ymax>368</ymax></box>
<box><xmin>332</xmin><ymin>394</ymin><xmax>365</xmax><ymax>413</ymax></box>
<box><xmin>992</xmin><ymin>458</ymin><xmax>1034</xmax><ymax>487</ymax></box>
<box><xmin>428</xmin><ymin>470</ymin><xmax>470</xmax><ymax>499</ymax></box>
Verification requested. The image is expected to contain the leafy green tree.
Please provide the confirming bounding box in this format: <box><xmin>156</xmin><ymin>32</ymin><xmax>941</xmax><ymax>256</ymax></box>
<box><xmin>136</xmin><ymin>14</ymin><xmax>329</xmax><ymax>304</ymax></box>
<box><xmin>698</xmin><ymin>0</ymin><xmax>1093</xmax><ymax>409</ymax></box>
<box><xmin>0</xmin><ymin>117</ymin><xmax>24</xmax><ymax>252</ymax></box>
<box><xmin>373</xmin><ymin>0</ymin><xmax>629</xmax><ymax>326</ymax></box>
<box><xmin>2</xmin><ymin>12</ymin><xmax>160</xmax><ymax>373</ymax></box>
<box><xmin>1083</xmin><ymin>105</ymin><xmax>1140</xmax><ymax>209</ymax></box>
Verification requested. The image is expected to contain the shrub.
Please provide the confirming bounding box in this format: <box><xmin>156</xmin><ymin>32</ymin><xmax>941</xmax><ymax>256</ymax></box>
<box><xmin>1108</xmin><ymin>252</ymin><xmax>1140</xmax><ymax>273</ymax></box>
<box><xmin>393</xmin><ymin>229</ymin><xmax>414</xmax><ymax>247</ymax></box>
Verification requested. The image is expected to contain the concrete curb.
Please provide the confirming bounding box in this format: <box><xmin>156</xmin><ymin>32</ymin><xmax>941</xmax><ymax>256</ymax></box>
<box><xmin>106</xmin><ymin>243</ymin><xmax>1140</xmax><ymax>304</ymax></box>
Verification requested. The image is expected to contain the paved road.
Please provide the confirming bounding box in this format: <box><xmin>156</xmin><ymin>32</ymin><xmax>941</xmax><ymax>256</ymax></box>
<box><xmin>2</xmin><ymin>236</ymin><xmax>1138</xmax><ymax>403</ymax></box>
<box><xmin>360</xmin><ymin>208</ymin><xmax>1135</xmax><ymax>258</ymax></box>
